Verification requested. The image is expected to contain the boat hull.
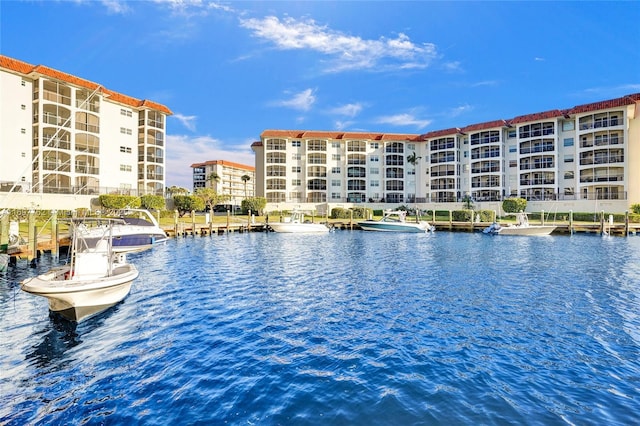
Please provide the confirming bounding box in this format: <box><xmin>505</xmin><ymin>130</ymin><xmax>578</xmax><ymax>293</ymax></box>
<box><xmin>497</xmin><ymin>225</ymin><xmax>556</xmax><ymax>236</ymax></box>
<box><xmin>358</xmin><ymin>221</ymin><xmax>431</xmax><ymax>233</ymax></box>
<box><xmin>268</xmin><ymin>223</ymin><xmax>330</xmax><ymax>233</ymax></box>
<box><xmin>21</xmin><ymin>264</ymin><xmax>139</xmax><ymax>321</ymax></box>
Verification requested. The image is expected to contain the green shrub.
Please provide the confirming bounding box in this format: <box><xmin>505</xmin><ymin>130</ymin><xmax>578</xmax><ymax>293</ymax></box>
<box><xmin>99</xmin><ymin>194</ymin><xmax>141</xmax><ymax>210</ymax></box>
<box><xmin>140</xmin><ymin>194</ymin><xmax>166</xmax><ymax>211</ymax></box>
<box><xmin>502</xmin><ymin>197</ymin><xmax>527</xmax><ymax>213</ymax></box>
<box><xmin>631</xmin><ymin>204</ymin><xmax>640</xmax><ymax>214</ymax></box>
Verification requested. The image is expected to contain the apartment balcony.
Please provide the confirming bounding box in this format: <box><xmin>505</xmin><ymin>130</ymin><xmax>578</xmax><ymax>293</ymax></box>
<box><xmin>75</xmin><ymin>165</ymin><xmax>100</xmax><ymax>175</ymax></box>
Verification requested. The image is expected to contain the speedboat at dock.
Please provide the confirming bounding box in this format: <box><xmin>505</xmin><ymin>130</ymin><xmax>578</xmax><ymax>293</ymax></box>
<box><xmin>268</xmin><ymin>210</ymin><xmax>332</xmax><ymax>233</ymax></box>
<box><xmin>358</xmin><ymin>210</ymin><xmax>435</xmax><ymax>233</ymax></box>
<box><xmin>76</xmin><ymin>209</ymin><xmax>167</xmax><ymax>253</ymax></box>
<box><xmin>21</xmin><ymin>218</ymin><xmax>139</xmax><ymax>321</ymax></box>
<box><xmin>483</xmin><ymin>212</ymin><xmax>556</xmax><ymax>236</ymax></box>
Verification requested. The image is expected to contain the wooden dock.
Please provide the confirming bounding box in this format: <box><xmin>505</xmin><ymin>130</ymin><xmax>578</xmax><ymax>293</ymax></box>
<box><xmin>4</xmin><ymin>220</ymin><xmax>638</xmax><ymax>265</ymax></box>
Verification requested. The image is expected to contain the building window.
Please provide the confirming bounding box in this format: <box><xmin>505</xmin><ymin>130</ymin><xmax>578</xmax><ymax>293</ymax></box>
<box><xmin>332</xmin><ymin>180</ymin><xmax>341</xmax><ymax>187</ymax></box>
<box><xmin>120</xmin><ymin>146</ymin><xmax>132</xmax><ymax>153</ymax></box>
<box><xmin>120</xmin><ymin>109</ymin><xmax>132</xmax><ymax>117</ymax></box>
<box><xmin>564</xmin><ymin>155</ymin><xmax>574</xmax><ymax>163</ymax></box>
<box><xmin>563</xmin><ymin>138</ymin><xmax>574</xmax><ymax>147</ymax></box>
<box><xmin>21</xmin><ymin>104</ymin><xmax>26</xmax><ymax>110</ymax></box>
<box><xmin>331</xmin><ymin>193</ymin><xmax>341</xmax><ymax>200</ymax></box>
<box><xmin>292</xmin><ymin>153</ymin><xmax>301</xmax><ymax>160</ymax></box>
<box><xmin>562</xmin><ymin>121</ymin><xmax>575</xmax><ymax>131</ymax></box>
<box><xmin>370</xmin><ymin>168</ymin><xmax>379</xmax><ymax>175</ymax></box>
<box><xmin>22</xmin><ymin>152</ymin><xmax>26</xmax><ymax>157</ymax></box>
<box><xmin>292</xmin><ymin>179</ymin><xmax>301</xmax><ymax>186</ymax></box>
<box><xmin>332</xmin><ymin>142</ymin><xmax>340</xmax><ymax>148</ymax></box>
<box><xmin>292</xmin><ymin>140</ymin><xmax>301</xmax><ymax>147</ymax></box>
<box><xmin>564</xmin><ymin>171</ymin><xmax>574</xmax><ymax>179</ymax></box>
<box><xmin>332</xmin><ymin>154</ymin><xmax>341</xmax><ymax>161</ymax></box>
<box><xmin>370</xmin><ymin>180</ymin><xmax>379</xmax><ymax>187</ymax></box>
<box><xmin>508</xmin><ymin>130</ymin><xmax>516</xmax><ymax>139</ymax></box>
<box><xmin>509</xmin><ymin>145</ymin><xmax>517</xmax><ymax>153</ymax></box>
<box><xmin>21</xmin><ymin>80</ymin><xmax>26</xmax><ymax>86</ymax></box>
<box><xmin>291</xmin><ymin>166</ymin><xmax>301</xmax><ymax>173</ymax></box>
<box><xmin>120</xmin><ymin>164</ymin><xmax>132</xmax><ymax>172</ymax></box>
<box><xmin>370</xmin><ymin>155</ymin><xmax>379</xmax><ymax>162</ymax></box>
<box><xmin>21</xmin><ymin>128</ymin><xmax>26</xmax><ymax>134</ymax></box>
<box><xmin>120</xmin><ymin>127</ymin><xmax>132</xmax><ymax>135</ymax></box>
<box><xmin>407</xmin><ymin>143</ymin><xmax>416</xmax><ymax>150</ymax></box>
<box><xmin>509</xmin><ymin>160</ymin><xmax>517</xmax><ymax>167</ymax></box>
<box><xmin>371</xmin><ymin>142</ymin><xmax>379</xmax><ymax>149</ymax></box>
<box><xmin>331</xmin><ymin>167</ymin><xmax>341</xmax><ymax>174</ymax></box>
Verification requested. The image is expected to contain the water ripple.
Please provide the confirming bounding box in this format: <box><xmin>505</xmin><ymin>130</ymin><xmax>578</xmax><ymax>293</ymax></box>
<box><xmin>2</xmin><ymin>232</ymin><xmax>640</xmax><ymax>424</ymax></box>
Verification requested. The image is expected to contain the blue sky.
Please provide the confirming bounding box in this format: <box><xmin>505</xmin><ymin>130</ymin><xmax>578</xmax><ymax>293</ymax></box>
<box><xmin>2</xmin><ymin>1</ymin><xmax>639</xmax><ymax>189</ymax></box>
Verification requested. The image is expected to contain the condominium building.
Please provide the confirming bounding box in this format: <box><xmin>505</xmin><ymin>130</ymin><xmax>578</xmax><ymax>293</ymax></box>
<box><xmin>251</xmin><ymin>93</ymin><xmax>640</xmax><ymax>212</ymax></box>
<box><xmin>191</xmin><ymin>160</ymin><xmax>255</xmax><ymax>203</ymax></box>
<box><xmin>0</xmin><ymin>55</ymin><xmax>172</xmax><ymax>197</ymax></box>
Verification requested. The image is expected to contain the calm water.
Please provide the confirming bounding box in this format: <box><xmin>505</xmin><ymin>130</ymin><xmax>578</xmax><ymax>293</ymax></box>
<box><xmin>1</xmin><ymin>231</ymin><xmax>640</xmax><ymax>425</ymax></box>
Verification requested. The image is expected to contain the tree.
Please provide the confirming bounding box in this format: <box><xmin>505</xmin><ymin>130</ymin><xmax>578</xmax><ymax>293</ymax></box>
<box><xmin>166</xmin><ymin>186</ymin><xmax>189</xmax><ymax>196</ymax></box>
<box><xmin>502</xmin><ymin>197</ymin><xmax>527</xmax><ymax>213</ymax></box>
<box><xmin>406</xmin><ymin>151</ymin><xmax>422</xmax><ymax>221</ymax></box>
<box><xmin>173</xmin><ymin>195</ymin><xmax>205</xmax><ymax>217</ymax></box>
<box><xmin>208</xmin><ymin>172</ymin><xmax>220</xmax><ymax>189</ymax></box>
<box><xmin>99</xmin><ymin>194</ymin><xmax>141</xmax><ymax>210</ymax></box>
<box><xmin>462</xmin><ymin>195</ymin><xmax>474</xmax><ymax>210</ymax></box>
<box><xmin>140</xmin><ymin>194</ymin><xmax>166</xmax><ymax>211</ymax></box>
<box><xmin>241</xmin><ymin>197</ymin><xmax>267</xmax><ymax>215</ymax></box>
<box><xmin>241</xmin><ymin>174</ymin><xmax>251</xmax><ymax>198</ymax></box>
<box><xmin>194</xmin><ymin>187</ymin><xmax>220</xmax><ymax>212</ymax></box>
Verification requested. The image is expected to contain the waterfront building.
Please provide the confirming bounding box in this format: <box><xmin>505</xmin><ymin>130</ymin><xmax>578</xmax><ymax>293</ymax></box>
<box><xmin>251</xmin><ymin>93</ymin><xmax>640</xmax><ymax>213</ymax></box>
<box><xmin>0</xmin><ymin>55</ymin><xmax>172</xmax><ymax>197</ymax></box>
<box><xmin>191</xmin><ymin>160</ymin><xmax>255</xmax><ymax>206</ymax></box>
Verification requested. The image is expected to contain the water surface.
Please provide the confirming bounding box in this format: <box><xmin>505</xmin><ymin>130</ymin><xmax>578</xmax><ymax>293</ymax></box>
<box><xmin>1</xmin><ymin>232</ymin><xmax>639</xmax><ymax>425</ymax></box>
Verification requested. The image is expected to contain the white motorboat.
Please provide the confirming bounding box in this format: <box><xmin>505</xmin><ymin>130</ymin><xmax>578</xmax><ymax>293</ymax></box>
<box><xmin>483</xmin><ymin>212</ymin><xmax>556</xmax><ymax>236</ymax></box>
<box><xmin>358</xmin><ymin>210</ymin><xmax>435</xmax><ymax>233</ymax></box>
<box><xmin>268</xmin><ymin>210</ymin><xmax>331</xmax><ymax>233</ymax></box>
<box><xmin>77</xmin><ymin>209</ymin><xmax>168</xmax><ymax>253</ymax></box>
<box><xmin>21</xmin><ymin>219</ymin><xmax>139</xmax><ymax>321</ymax></box>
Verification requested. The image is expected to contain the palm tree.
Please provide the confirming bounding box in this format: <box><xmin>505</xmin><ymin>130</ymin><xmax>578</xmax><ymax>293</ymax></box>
<box><xmin>406</xmin><ymin>151</ymin><xmax>422</xmax><ymax>222</ymax></box>
<box><xmin>241</xmin><ymin>174</ymin><xmax>251</xmax><ymax>198</ymax></box>
<box><xmin>208</xmin><ymin>172</ymin><xmax>220</xmax><ymax>190</ymax></box>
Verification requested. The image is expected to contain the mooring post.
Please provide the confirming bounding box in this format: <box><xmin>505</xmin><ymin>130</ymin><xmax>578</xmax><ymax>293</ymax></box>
<box><xmin>28</xmin><ymin>209</ymin><xmax>36</xmax><ymax>266</ymax></box>
<box><xmin>569</xmin><ymin>210</ymin><xmax>573</xmax><ymax>235</ymax></box>
<box><xmin>174</xmin><ymin>210</ymin><xmax>179</xmax><ymax>237</ymax></box>
<box><xmin>625</xmin><ymin>211</ymin><xmax>629</xmax><ymax>237</ymax></box>
<box><xmin>541</xmin><ymin>210</ymin><xmax>545</xmax><ymax>226</ymax></box>
<box><xmin>191</xmin><ymin>210</ymin><xmax>196</xmax><ymax>236</ymax></box>
<box><xmin>50</xmin><ymin>209</ymin><xmax>58</xmax><ymax>258</ymax></box>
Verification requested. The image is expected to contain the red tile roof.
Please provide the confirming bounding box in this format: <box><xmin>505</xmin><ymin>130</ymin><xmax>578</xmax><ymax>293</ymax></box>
<box><xmin>510</xmin><ymin>110</ymin><xmax>563</xmax><ymax>124</ymax></box>
<box><xmin>420</xmin><ymin>128</ymin><xmax>463</xmax><ymax>139</ymax></box>
<box><xmin>565</xmin><ymin>94</ymin><xmax>639</xmax><ymax>115</ymax></box>
<box><xmin>462</xmin><ymin>120</ymin><xmax>509</xmax><ymax>133</ymax></box>
<box><xmin>0</xmin><ymin>54</ymin><xmax>172</xmax><ymax>115</ymax></box>
<box><xmin>260</xmin><ymin>129</ymin><xmax>421</xmax><ymax>141</ymax></box>
<box><xmin>190</xmin><ymin>160</ymin><xmax>255</xmax><ymax>171</ymax></box>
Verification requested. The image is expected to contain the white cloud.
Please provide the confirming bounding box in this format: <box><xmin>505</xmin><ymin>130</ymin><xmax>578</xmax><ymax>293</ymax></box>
<box><xmin>448</xmin><ymin>104</ymin><xmax>473</xmax><ymax>117</ymax></box>
<box><xmin>165</xmin><ymin>134</ymin><xmax>255</xmax><ymax>189</ymax></box>
<box><xmin>471</xmin><ymin>80</ymin><xmax>498</xmax><ymax>87</ymax></box>
<box><xmin>239</xmin><ymin>16</ymin><xmax>437</xmax><ymax>72</ymax></box>
<box><xmin>172</xmin><ymin>113</ymin><xmax>198</xmax><ymax>132</ymax></box>
<box><xmin>375</xmin><ymin>113</ymin><xmax>432</xmax><ymax>130</ymax></box>
<box><xmin>534</xmin><ymin>57</ymin><xmax>545</xmax><ymax>61</ymax></box>
<box><xmin>334</xmin><ymin>120</ymin><xmax>354</xmax><ymax>130</ymax></box>
<box><xmin>329</xmin><ymin>103</ymin><xmax>363</xmax><ymax>118</ymax></box>
<box><xmin>273</xmin><ymin>88</ymin><xmax>317</xmax><ymax>111</ymax></box>
<box><xmin>100</xmin><ymin>0</ymin><xmax>130</xmax><ymax>14</ymax></box>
